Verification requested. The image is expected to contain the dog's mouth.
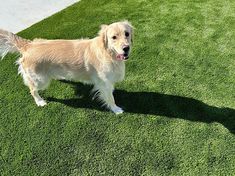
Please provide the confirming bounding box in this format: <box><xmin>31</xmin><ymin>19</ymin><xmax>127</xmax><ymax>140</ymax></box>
<box><xmin>116</xmin><ymin>53</ymin><xmax>129</xmax><ymax>61</ymax></box>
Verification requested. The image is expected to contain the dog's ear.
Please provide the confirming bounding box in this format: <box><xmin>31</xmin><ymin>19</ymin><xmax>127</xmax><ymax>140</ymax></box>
<box><xmin>99</xmin><ymin>24</ymin><xmax>108</xmax><ymax>48</ymax></box>
<box><xmin>123</xmin><ymin>20</ymin><xmax>134</xmax><ymax>44</ymax></box>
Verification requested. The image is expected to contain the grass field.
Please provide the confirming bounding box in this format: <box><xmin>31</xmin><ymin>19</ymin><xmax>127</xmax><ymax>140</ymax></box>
<box><xmin>1</xmin><ymin>0</ymin><xmax>235</xmax><ymax>175</ymax></box>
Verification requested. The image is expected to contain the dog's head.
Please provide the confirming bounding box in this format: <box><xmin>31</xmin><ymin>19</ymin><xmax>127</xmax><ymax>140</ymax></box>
<box><xmin>99</xmin><ymin>21</ymin><xmax>133</xmax><ymax>61</ymax></box>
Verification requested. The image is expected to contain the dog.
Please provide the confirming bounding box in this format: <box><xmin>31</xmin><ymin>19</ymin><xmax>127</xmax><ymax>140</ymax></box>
<box><xmin>0</xmin><ymin>21</ymin><xmax>133</xmax><ymax>114</ymax></box>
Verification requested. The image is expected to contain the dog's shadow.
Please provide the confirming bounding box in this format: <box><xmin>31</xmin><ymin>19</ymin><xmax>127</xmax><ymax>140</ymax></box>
<box><xmin>47</xmin><ymin>81</ymin><xmax>235</xmax><ymax>133</ymax></box>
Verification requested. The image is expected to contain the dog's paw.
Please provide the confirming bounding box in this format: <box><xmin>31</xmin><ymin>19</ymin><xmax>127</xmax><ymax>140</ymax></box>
<box><xmin>111</xmin><ymin>106</ymin><xmax>124</xmax><ymax>114</ymax></box>
<box><xmin>36</xmin><ymin>99</ymin><xmax>47</xmax><ymax>107</ymax></box>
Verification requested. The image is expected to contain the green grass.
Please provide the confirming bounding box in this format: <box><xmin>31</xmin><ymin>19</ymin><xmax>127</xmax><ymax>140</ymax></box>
<box><xmin>1</xmin><ymin>0</ymin><xmax>235</xmax><ymax>175</ymax></box>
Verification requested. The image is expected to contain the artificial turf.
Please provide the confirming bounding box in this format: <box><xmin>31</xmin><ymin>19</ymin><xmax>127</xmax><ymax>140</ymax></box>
<box><xmin>1</xmin><ymin>0</ymin><xmax>235</xmax><ymax>175</ymax></box>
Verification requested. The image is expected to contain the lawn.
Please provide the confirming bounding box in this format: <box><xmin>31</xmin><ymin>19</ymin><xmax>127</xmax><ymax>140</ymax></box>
<box><xmin>1</xmin><ymin>0</ymin><xmax>235</xmax><ymax>175</ymax></box>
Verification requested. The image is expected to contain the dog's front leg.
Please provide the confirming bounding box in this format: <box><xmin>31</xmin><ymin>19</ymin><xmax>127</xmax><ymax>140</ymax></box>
<box><xmin>94</xmin><ymin>82</ymin><xmax>123</xmax><ymax>114</ymax></box>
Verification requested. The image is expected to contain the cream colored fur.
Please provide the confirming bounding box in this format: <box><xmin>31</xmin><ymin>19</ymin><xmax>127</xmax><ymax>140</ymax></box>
<box><xmin>0</xmin><ymin>21</ymin><xmax>133</xmax><ymax>114</ymax></box>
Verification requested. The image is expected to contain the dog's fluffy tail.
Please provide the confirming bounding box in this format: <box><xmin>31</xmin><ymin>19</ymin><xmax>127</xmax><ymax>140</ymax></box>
<box><xmin>0</xmin><ymin>29</ymin><xmax>30</xmax><ymax>59</ymax></box>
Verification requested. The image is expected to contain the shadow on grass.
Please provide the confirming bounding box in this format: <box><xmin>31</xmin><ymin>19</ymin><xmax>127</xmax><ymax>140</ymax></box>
<box><xmin>47</xmin><ymin>81</ymin><xmax>235</xmax><ymax>133</ymax></box>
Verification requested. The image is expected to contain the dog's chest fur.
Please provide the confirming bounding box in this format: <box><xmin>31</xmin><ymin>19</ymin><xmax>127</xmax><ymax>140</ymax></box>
<box><xmin>90</xmin><ymin>60</ymin><xmax>125</xmax><ymax>84</ymax></box>
<box><xmin>106</xmin><ymin>61</ymin><xmax>125</xmax><ymax>83</ymax></box>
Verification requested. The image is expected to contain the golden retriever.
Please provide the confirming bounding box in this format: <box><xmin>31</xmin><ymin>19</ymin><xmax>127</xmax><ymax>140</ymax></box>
<box><xmin>0</xmin><ymin>21</ymin><xmax>133</xmax><ymax>114</ymax></box>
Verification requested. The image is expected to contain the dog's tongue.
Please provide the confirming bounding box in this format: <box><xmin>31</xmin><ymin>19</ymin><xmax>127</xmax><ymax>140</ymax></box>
<box><xmin>116</xmin><ymin>54</ymin><xmax>125</xmax><ymax>61</ymax></box>
<box><xmin>117</xmin><ymin>54</ymin><xmax>129</xmax><ymax>61</ymax></box>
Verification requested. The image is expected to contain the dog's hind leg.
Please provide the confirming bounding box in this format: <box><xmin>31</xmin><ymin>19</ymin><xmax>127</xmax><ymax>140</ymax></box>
<box><xmin>17</xmin><ymin>58</ymin><xmax>48</xmax><ymax>106</ymax></box>
<box><xmin>28</xmin><ymin>82</ymin><xmax>47</xmax><ymax>106</ymax></box>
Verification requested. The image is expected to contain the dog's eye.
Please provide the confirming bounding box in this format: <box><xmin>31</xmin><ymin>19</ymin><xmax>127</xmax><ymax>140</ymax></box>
<box><xmin>125</xmin><ymin>32</ymin><xmax>129</xmax><ymax>37</ymax></box>
<box><xmin>112</xmin><ymin>36</ymin><xmax>117</xmax><ymax>40</ymax></box>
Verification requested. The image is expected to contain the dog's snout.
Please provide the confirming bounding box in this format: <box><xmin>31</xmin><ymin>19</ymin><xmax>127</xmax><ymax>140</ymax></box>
<box><xmin>123</xmin><ymin>46</ymin><xmax>130</xmax><ymax>53</ymax></box>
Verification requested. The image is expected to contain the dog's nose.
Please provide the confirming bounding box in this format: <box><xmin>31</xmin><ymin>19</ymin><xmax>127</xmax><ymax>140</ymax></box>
<box><xmin>123</xmin><ymin>45</ymin><xmax>130</xmax><ymax>53</ymax></box>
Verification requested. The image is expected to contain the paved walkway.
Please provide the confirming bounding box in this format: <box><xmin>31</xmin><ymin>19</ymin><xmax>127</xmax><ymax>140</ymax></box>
<box><xmin>0</xmin><ymin>0</ymin><xmax>79</xmax><ymax>33</ymax></box>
